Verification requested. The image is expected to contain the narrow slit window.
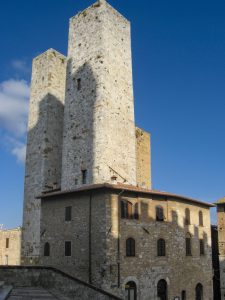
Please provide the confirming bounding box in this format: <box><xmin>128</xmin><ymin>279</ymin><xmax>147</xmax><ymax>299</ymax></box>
<box><xmin>44</xmin><ymin>242</ymin><xmax>50</xmax><ymax>257</ymax></box>
<box><xmin>65</xmin><ymin>241</ymin><xmax>72</xmax><ymax>257</ymax></box>
<box><xmin>65</xmin><ymin>206</ymin><xmax>72</xmax><ymax>222</ymax></box>
<box><xmin>77</xmin><ymin>78</ymin><xmax>81</xmax><ymax>90</ymax></box>
<box><xmin>82</xmin><ymin>170</ymin><xmax>87</xmax><ymax>184</ymax></box>
<box><xmin>6</xmin><ymin>238</ymin><xmax>9</xmax><ymax>249</ymax></box>
<box><xmin>186</xmin><ymin>233</ymin><xmax>192</xmax><ymax>256</ymax></box>
<box><xmin>200</xmin><ymin>239</ymin><xmax>205</xmax><ymax>255</ymax></box>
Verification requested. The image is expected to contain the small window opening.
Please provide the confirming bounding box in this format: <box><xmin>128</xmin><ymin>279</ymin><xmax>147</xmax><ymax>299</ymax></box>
<box><xmin>157</xmin><ymin>239</ymin><xmax>166</xmax><ymax>256</ymax></box>
<box><xmin>200</xmin><ymin>239</ymin><xmax>205</xmax><ymax>255</ymax></box>
<box><xmin>65</xmin><ymin>206</ymin><xmax>72</xmax><ymax>222</ymax></box>
<box><xmin>65</xmin><ymin>241</ymin><xmax>72</xmax><ymax>256</ymax></box>
<box><xmin>44</xmin><ymin>242</ymin><xmax>50</xmax><ymax>257</ymax></box>
<box><xmin>6</xmin><ymin>238</ymin><xmax>9</xmax><ymax>249</ymax></box>
<box><xmin>156</xmin><ymin>206</ymin><xmax>164</xmax><ymax>222</ymax></box>
<box><xmin>181</xmin><ymin>290</ymin><xmax>186</xmax><ymax>300</ymax></box>
<box><xmin>186</xmin><ymin>233</ymin><xmax>192</xmax><ymax>256</ymax></box>
<box><xmin>184</xmin><ymin>208</ymin><xmax>191</xmax><ymax>225</ymax></box>
<box><xmin>82</xmin><ymin>170</ymin><xmax>87</xmax><ymax>184</ymax></box>
<box><xmin>199</xmin><ymin>211</ymin><xmax>203</xmax><ymax>226</ymax></box>
<box><xmin>77</xmin><ymin>78</ymin><xmax>81</xmax><ymax>90</ymax></box>
<box><xmin>126</xmin><ymin>238</ymin><xmax>135</xmax><ymax>257</ymax></box>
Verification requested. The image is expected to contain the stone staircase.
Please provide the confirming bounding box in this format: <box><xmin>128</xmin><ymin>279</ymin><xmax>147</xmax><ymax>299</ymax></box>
<box><xmin>0</xmin><ymin>281</ymin><xmax>13</xmax><ymax>300</ymax></box>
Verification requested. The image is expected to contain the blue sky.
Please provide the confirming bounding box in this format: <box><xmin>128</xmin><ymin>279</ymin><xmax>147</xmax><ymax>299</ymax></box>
<box><xmin>0</xmin><ymin>0</ymin><xmax>224</xmax><ymax>228</ymax></box>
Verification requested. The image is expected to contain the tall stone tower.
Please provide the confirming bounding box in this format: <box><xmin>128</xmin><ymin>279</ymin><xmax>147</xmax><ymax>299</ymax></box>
<box><xmin>215</xmin><ymin>197</ymin><xmax>225</xmax><ymax>299</ymax></box>
<box><xmin>22</xmin><ymin>50</ymin><xmax>67</xmax><ymax>264</ymax></box>
<box><xmin>22</xmin><ymin>0</ymin><xmax>152</xmax><ymax>264</ymax></box>
<box><xmin>61</xmin><ymin>0</ymin><xmax>137</xmax><ymax>189</ymax></box>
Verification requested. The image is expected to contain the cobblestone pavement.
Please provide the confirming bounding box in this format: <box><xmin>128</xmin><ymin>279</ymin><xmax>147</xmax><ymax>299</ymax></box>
<box><xmin>7</xmin><ymin>287</ymin><xmax>58</xmax><ymax>299</ymax></box>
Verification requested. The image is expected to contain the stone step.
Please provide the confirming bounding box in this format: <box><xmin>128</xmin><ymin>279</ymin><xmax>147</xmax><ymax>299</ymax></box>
<box><xmin>0</xmin><ymin>286</ymin><xmax>13</xmax><ymax>300</ymax></box>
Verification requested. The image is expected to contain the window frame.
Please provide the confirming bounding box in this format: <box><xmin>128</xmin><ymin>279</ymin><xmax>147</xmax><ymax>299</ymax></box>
<box><xmin>156</xmin><ymin>206</ymin><xmax>164</xmax><ymax>222</ymax></box>
<box><xmin>126</xmin><ymin>237</ymin><xmax>136</xmax><ymax>257</ymax></box>
<box><xmin>199</xmin><ymin>211</ymin><xmax>203</xmax><ymax>227</ymax></box>
<box><xmin>186</xmin><ymin>233</ymin><xmax>192</xmax><ymax>256</ymax></box>
<box><xmin>157</xmin><ymin>238</ymin><xmax>166</xmax><ymax>257</ymax></box>
<box><xmin>65</xmin><ymin>241</ymin><xmax>72</xmax><ymax>257</ymax></box>
<box><xmin>184</xmin><ymin>208</ymin><xmax>191</xmax><ymax>225</ymax></box>
<box><xmin>44</xmin><ymin>242</ymin><xmax>50</xmax><ymax>257</ymax></box>
<box><xmin>65</xmin><ymin>206</ymin><xmax>72</xmax><ymax>222</ymax></box>
<box><xmin>5</xmin><ymin>238</ymin><xmax>9</xmax><ymax>249</ymax></box>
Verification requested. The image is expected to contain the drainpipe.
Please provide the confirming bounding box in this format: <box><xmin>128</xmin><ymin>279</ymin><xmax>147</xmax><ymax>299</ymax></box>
<box><xmin>89</xmin><ymin>192</ymin><xmax>92</xmax><ymax>284</ymax></box>
<box><xmin>117</xmin><ymin>190</ymin><xmax>125</xmax><ymax>288</ymax></box>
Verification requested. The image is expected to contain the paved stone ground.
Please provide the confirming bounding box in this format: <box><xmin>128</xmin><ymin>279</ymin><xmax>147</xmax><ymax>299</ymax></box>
<box><xmin>7</xmin><ymin>287</ymin><xmax>58</xmax><ymax>299</ymax></box>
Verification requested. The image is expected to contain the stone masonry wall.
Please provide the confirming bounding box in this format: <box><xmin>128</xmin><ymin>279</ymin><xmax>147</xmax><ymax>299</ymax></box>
<box><xmin>22</xmin><ymin>49</ymin><xmax>67</xmax><ymax>264</ymax></box>
<box><xmin>104</xmin><ymin>192</ymin><xmax>213</xmax><ymax>300</ymax></box>
<box><xmin>40</xmin><ymin>191</ymin><xmax>109</xmax><ymax>286</ymax></box>
<box><xmin>61</xmin><ymin>0</ymin><xmax>137</xmax><ymax>190</ymax></box>
<box><xmin>136</xmin><ymin>127</ymin><xmax>151</xmax><ymax>189</ymax></box>
<box><xmin>0</xmin><ymin>266</ymin><xmax>122</xmax><ymax>300</ymax></box>
<box><xmin>40</xmin><ymin>189</ymin><xmax>213</xmax><ymax>300</ymax></box>
<box><xmin>217</xmin><ymin>205</ymin><xmax>225</xmax><ymax>299</ymax></box>
<box><xmin>0</xmin><ymin>228</ymin><xmax>21</xmax><ymax>265</ymax></box>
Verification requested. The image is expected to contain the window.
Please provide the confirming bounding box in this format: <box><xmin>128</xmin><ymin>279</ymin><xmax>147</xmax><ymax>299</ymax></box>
<box><xmin>77</xmin><ymin>78</ymin><xmax>81</xmax><ymax>90</ymax></box>
<box><xmin>65</xmin><ymin>206</ymin><xmax>72</xmax><ymax>221</ymax></box>
<box><xmin>6</xmin><ymin>238</ymin><xmax>9</xmax><ymax>249</ymax></box>
<box><xmin>157</xmin><ymin>239</ymin><xmax>166</xmax><ymax>256</ymax></box>
<box><xmin>195</xmin><ymin>283</ymin><xmax>203</xmax><ymax>300</ymax></box>
<box><xmin>200</xmin><ymin>239</ymin><xmax>205</xmax><ymax>255</ymax></box>
<box><xmin>186</xmin><ymin>233</ymin><xmax>192</xmax><ymax>256</ymax></box>
<box><xmin>157</xmin><ymin>279</ymin><xmax>168</xmax><ymax>300</ymax></box>
<box><xmin>44</xmin><ymin>242</ymin><xmax>50</xmax><ymax>257</ymax></box>
<box><xmin>82</xmin><ymin>170</ymin><xmax>87</xmax><ymax>184</ymax></box>
<box><xmin>125</xmin><ymin>281</ymin><xmax>137</xmax><ymax>300</ymax></box>
<box><xmin>156</xmin><ymin>206</ymin><xmax>164</xmax><ymax>221</ymax></box>
<box><xmin>199</xmin><ymin>211</ymin><xmax>203</xmax><ymax>226</ymax></box>
<box><xmin>126</xmin><ymin>238</ymin><xmax>135</xmax><ymax>257</ymax></box>
<box><xmin>181</xmin><ymin>290</ymin><xmax>186</xmax><ymax>300</ymax></box>
<box><xmin>65</xmin><ymin>241</ymin><xmax>72</xmax><ymax>256</ymax></box>
<box><xmin>121</xmin><ymin>201</ymin><xmax>135</xmax><ymax>219</ymax></box>
<box><xmin>134</xmin><ymin>203</ymin><xmax>139</xmax><ymax>220</ymax></box>
<box><xmin>184</xmin><ymin>208</ymin><xmax>190</xmax><ymax>225</ymax></box>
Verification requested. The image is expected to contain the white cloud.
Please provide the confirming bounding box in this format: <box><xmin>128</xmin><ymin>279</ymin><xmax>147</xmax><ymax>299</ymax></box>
<box><xmin>9</xmin><ymin>138</ymin><xmax>26</xmax><ymax>164</ymax></box>
<box><xmin>0</xmin><ymin>79</ymin><xmax>30</xmax><ymax>164</ymax></box>
<box><xmin>0</xmin><ymin>79</ymin><xmax>30</xmax><ymax>136</ymax></box>
<box><xmin>11</xmin><ymin>59</ymin><xmax>30</xmax><ymax>74</ymax></box>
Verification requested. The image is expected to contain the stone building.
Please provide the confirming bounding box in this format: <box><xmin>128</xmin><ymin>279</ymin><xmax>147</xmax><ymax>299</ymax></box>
<box><xmin>0</xmin><ymin>227</ymin><xmax>21</xmax><ymax>266</ymax></box>
<box><xmin>22</xmin><ymin>0</ymin><xmax>214</xmax><ymax>299</ymax></box>
<box><xmin>214</xmin><ymin>197</ymin><xmax>225</xmax><ymax>300</ymax></box>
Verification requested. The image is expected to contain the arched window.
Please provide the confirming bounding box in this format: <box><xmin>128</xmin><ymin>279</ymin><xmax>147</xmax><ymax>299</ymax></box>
<box><xmin>199</xmin><ymin>211</ymin><xmax>203</xmax><ymax>226</ymax></box>
<box><xmin>195</xmin><ymin>283</ymin><xmax>203</xmax><ymax>300</ymax></box>
<box><xmin>121</xmin><ymin>200</ymin><xmax>133</xmax><ymax>219</ymax></box>
<box><xmin>157</xmin><ymin>239</ymin><xmax>166</xmax><ymax>256</ymax></box>
<box><xmin>44</xmin><ymin>242</ymin><xmax>50</xmax><ymax>257</ymax></box>
<box><xmin>156</xmin><ymin>206</ymin><xmax>164</xmax><ymax>221</ymax></box>
<box><xmin>199</xmin><ymin>239</ymin><xmax>205</xmax><ymax>255</ymax></box>
<box><xmin>186</xmin><ymin>233</ymin><xmax>192</xmax><ymax>256</ymax></box>
<box><xmin>157</xmin><ymin>279</ymin><xmax>168</xmax><ymax>300</ymax></box>
<box><xmin>184</xmin><ymin>208</ymin><xmax>190</xmax><ymax>225</ymax></box>
<box><xmin>125</xmin><ymin>281</ymin><xmax>137</xmax><ymax>300</ymax></box>
<box><xmin>126</xmin><ymin>238</ymin><xmax>135</xmax><ymax>257</ymax></box>
<box><xmin>181</xmin><ymin>290</ymin><xmax>186</xmax><ymax>300</ymax></box>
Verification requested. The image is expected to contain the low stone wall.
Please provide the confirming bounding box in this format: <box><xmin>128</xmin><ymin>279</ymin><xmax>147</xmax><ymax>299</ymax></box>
<box><xmin>0</xmin><ymin>266</ymin><xmax>122</xmax><ymax>300</ymax></box>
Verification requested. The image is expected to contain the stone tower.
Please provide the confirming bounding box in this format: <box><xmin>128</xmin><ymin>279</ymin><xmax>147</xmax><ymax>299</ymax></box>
<box><xmin>22</xmin><ymin>50</ymin><xmax>67</xmax><ymax>264</ymax></box>
<box><xmin>22</xmin><ymin>0</ymin><xmax>152</xmax><ymax>264</ymax></box>
<box><xmin>61</xmin><ymin>0</ymin><xmax>137</xmax><ymax>189</ymax></box>
<box><xmin>215</xmin><ymin>197</ymin><xmax>225</xmax><ymax>299</ymax></box>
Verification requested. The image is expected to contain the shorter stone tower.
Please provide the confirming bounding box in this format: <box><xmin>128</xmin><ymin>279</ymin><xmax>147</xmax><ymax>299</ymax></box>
<box><xmin>22</xmin><ymin>49</ymin><xmax>67</xmax><ymax>264</ymax></box>
<box><xmin>215</xmin><ymin>197</ymin><xmax>225</xmax><ymax>299</ymax></box>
